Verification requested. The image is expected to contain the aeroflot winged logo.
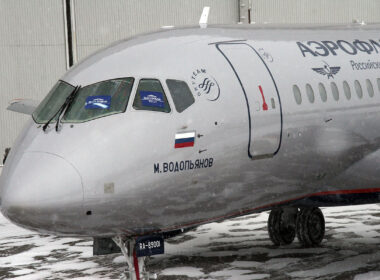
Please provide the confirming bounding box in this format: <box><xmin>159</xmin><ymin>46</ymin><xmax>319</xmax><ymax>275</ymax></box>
<box><xmin>312</xmin><ymin>61</ymin><xmax>340</xmax><ymax>79</ymax></box>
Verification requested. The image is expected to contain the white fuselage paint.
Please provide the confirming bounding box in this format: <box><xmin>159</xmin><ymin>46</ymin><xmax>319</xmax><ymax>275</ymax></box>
<box><xmin>1</xmin><ymin>25</ymin><xmax>380</xmax><ymax>236</ymax></box>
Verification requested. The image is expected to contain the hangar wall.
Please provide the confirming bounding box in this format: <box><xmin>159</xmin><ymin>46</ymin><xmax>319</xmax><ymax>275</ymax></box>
<box><xmin>0</xmin><ymin>0</ymin><xmax>67</xmax><ymax>164</ymax></box>
<box><xmin>0</xmin><ymin>0</ymin><xmax>238</xmax><ymax>162</ymax></box>
<box><xmin>73</xmin><ymin>0</ymin><xmax>238</xmax><ymax>61</ymax></box>
<box><xmin>241</xmin><ymin>0</ymin><xmax>380</xmax><ymax>24</ymax></box>
<box><xmin>1</xmin><ymin>0</ymin><xmax>380</xmax><ymax>164</ymax></box>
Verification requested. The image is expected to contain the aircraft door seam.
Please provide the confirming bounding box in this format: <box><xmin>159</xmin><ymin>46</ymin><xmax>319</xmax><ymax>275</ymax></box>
<box><xmin>215</xmin><ymin>42</ymin><xmax>283</xmax><ymax>158</ymax></box>
<box><xmin>215</xmin><ymin>43</ymin><xmax>253</xmax><ymax>159</ymax></box>
<box><xmin>242</xmin><ymin>43</ymin><xmax>283</xmax><ymax>156</ymax></box>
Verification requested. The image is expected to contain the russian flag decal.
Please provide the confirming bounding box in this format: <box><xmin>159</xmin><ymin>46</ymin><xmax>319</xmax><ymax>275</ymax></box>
<box><xmin>175</xmin><ymin>131</ymin><xmax>195</xmax><ymax>149</ymax></box>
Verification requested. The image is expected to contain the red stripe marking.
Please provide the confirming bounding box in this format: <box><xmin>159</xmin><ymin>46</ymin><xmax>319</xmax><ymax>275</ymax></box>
<box><xmin>133</xmin><ymin>249</ymin><xmax>140</xmax><ymax>280</ymax></box>
<box><xmin>175</xmin><ymin>142</ymin><xmax>194</xmax><ymax>148</ymax></box>
<box><xmin>259</xmin><ymin>85</ymin><xmax>268</xmax><ymax>111</ymax></box>
<box><xmin>128</xmin><ymin>187</ymin><xmax>380</xmax><ymax>237</ymax></box>
<box><xmin>311</xmin><ymin>188</ymin><xmax>380</xmax><ymax>196</ymax></box>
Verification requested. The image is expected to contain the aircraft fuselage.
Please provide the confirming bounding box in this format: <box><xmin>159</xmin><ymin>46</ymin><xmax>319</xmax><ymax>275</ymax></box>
<box><xmin>1</xmin><ymin>25</ymin><xmax>380</xmax><ymax>237</ymax></box>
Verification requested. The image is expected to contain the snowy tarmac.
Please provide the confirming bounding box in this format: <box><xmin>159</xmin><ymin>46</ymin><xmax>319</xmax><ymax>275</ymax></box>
<box><xmin>2</xmin><ymin>205</ymin><xmax>380</xmax><ymax>279</ymax></box>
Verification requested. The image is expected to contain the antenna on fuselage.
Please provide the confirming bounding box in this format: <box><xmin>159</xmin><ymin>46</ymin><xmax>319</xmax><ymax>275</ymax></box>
<box><xmin>199</xmin><ymin>6</ymin><xmax>210</xmax><ymax>28</ymax></box>
<box><xmin>352</xmin><ymin>19</ymin><xmax>366</xmax><ymax>25</ymax></box>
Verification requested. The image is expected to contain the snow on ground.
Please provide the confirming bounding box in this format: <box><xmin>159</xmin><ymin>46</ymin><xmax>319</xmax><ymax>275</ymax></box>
<box><xmin>1</xmin><ymin>205</ymin><xmax>380</xmax><ymax>279</ymax></box>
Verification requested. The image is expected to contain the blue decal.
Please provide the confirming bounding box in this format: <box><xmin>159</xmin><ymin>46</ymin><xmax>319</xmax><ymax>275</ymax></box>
<box><xmin>135</xmin><ymin>235</ymin><xmax>164</xmax><ymax>257</ymax></box>
<box><xmin>140</xmin><ymin>91</ymin><xmax>164</xmax><ymax>108</ymax></box>
<box><xmin>85</xmin><ymin>96</ymin><xmax>111</xmax><ymax>109</ymax></box>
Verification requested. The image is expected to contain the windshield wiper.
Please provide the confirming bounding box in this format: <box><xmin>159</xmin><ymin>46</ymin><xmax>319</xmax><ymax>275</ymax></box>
<box><xmin>43</xmin><ymin>85</ymin><xmax>81</xmax><ymax>132</ymax></box>
<box><xmin>55</xmin><ymin>85</ymin><xmax>81</xmax><ymax>131</ymax></box>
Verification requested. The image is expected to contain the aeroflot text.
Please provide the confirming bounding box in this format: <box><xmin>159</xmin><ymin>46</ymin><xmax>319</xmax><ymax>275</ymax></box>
<box><xmin>297</xmin><ymin>39</ymin><xmax>380</xmax><ymax>57</ymax></box>
<box><xmin>154</xmin><ymin>158</ymin><xmax>214</xmax><ymax>174</ymax></box>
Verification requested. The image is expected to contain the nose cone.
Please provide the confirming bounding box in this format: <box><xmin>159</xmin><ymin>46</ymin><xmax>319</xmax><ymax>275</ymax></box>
<box><xmin>0</xmin><ymin>152</ymin><xmax>84</xmax><ymax>234</ymax></box>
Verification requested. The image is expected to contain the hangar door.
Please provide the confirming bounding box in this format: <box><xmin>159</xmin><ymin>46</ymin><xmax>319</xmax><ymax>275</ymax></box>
<box><xmin>216</xmin><ymin>43</ymin><xmax>282</xmax><ymax>159</ymax></box>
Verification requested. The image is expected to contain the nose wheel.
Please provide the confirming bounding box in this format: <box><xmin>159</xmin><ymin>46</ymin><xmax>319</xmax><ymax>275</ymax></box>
<box><xmin>268</xmin><ymin>207</ymin><xmax>325</xmax><ymax>247</ymax></box>
<box><xmin>112</xmin><ymin>236</ymin><xmax>156</xmax><ymax>280</ymax></box>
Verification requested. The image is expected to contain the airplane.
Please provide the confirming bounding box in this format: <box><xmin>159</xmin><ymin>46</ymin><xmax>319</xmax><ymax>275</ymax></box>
<box><xmin>2</xmin><ymin>14</ymin><xmax>380</xmax><ymax>279</ymax></box>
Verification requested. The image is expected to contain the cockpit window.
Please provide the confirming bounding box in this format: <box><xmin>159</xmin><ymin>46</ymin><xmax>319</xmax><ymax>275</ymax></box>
<box><xmin>132</xmin><ymin>79</ymin><xmax>171</xmax><ymax>113</ymax></box>
<box><xmin>166</xmin><ymin>79</ymin><xmax>195</xmax><ymax>113</ymax></box>
<box><xmin>33</xmin><ymin>78</ymin><xmax>134</xmax><ymax>124</ymax></box>
<box><xmin>63</xmin><ymin>78</ymin><xmax>134</xmax><ymax>123</ymax></box>
<box><xmin>33</xmin><ymin>81</ymin><xmax>75</xmax><ymax>124</ymax></box>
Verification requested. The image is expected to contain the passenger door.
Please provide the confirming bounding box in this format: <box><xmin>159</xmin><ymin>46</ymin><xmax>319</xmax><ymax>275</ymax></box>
<box><xmin>216</xmin><ymin>42</ymin><xmax>282</xmax><ymax>159</ymax></box>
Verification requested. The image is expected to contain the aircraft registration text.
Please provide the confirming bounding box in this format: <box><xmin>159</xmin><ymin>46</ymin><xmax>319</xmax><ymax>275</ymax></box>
<box><xmin>135</xmin><ymin>235</ymin><xmax>164</xmax><ymax>257</ymax></box>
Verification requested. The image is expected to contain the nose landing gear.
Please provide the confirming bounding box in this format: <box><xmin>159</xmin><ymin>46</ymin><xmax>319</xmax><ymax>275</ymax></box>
<box><xmin>268</xmin><ymin>207</ymin><xmax>325</xmax><ymax>247</ymax></box>
<box><xmin>112</xmin><ymin>236</ymin><xmax>156</xmax><ymax>280</ymax></box>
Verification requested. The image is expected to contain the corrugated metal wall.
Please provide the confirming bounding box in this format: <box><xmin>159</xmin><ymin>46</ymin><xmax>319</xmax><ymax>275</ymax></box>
<box><xmin>73</xmin><ymin>0</ymin><xmax>239</xmax><ymax>61</ymax></box>
<box><xmin>0</xmin><ymin>0</ymin><xmax>67</xmax><ymax>157</ymax></box>
<box><xmin>248</xmin><ymin>0</ymin><xmax>380</xmax><ymax>24</ymax></box>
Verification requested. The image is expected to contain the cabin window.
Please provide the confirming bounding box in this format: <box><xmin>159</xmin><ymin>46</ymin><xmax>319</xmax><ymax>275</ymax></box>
<box><xmin>133</xmin><ymin>79</ymin><xmax>171</xmax><ymax>113</ymax></box>
<box><xmin>166</xmin><ymin>79</ymin><xmax>195</xmax><ymax>113</ymax></box>
<box><xmin>305</xmin><ymin>84</ymin><xmax>315</xmax><ymax>103</ymax></box>
<box><xmin>354</xmin><ymin>80</ymin><xmax>363</xmax><ymax>99</ymax></box>
<box><xmin>33</xmin><ymin>81</ymin><xmax>75</xmax><ymax>124</ymax></box>
<box><xmin>343</xmin><ymin>81</ymin><xmax>351</xmax><ymax>100</ymax></box>
<box><xmin>63</xmin><ymin>78</ymin><xmax>135</xmax><ymax>123</ymax></box>
<box><xmin>330</xmin><ymin>82</ymin><xmax>339</xmax><ymax>101</ymax></box>
<box><xmin>293</xmin><ymin>85</ymin><xmax>302</xmax><ymax>105</ymax></box>
<box><xmin>366</xmin><ymin>79</ymin><xmax>374</xmax><ymax>97</ymax></box>
<box><xmin>318</xmin><ymin>83</ymin><xmax>327</xmax><ymax>102</ymax></box>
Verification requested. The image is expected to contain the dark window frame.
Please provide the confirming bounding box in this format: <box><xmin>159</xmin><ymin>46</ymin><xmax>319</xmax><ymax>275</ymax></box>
<box><xmin>62</xmin><ymin>77</ymin><xmax>135</xmax><ymax>123</ymax></box>
<box><xmin>32</xmin><ymin>80</ymin><xmax>75</xmax><ymax>124</ymax></box>
<box><xmin>166</xmin><ymin>79</ymin><xmax>195</xmax><ymax>113</ymax></box>
<box><xmin>132</xmin><ymin>78</ymin><xmax>171</xmax><ymax>113</ymax></box>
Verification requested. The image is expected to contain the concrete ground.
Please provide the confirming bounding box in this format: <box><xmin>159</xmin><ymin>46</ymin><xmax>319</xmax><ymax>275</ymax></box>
<box><xmin>1</xmin><ymin>205</ymin><xmax>380</xmax><ymax>279</ymax></box>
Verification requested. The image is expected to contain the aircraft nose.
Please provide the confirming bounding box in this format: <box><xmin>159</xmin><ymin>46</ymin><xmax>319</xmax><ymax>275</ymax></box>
<box><xmin>0</xmin><ymin>152</ymin><xmax>84</xmax><ymax>233</ymax></box>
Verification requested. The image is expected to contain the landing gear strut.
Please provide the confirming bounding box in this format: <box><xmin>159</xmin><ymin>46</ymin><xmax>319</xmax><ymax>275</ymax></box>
<box><xmin>112</xmin><ymin>236</ymin><xmax>156</xmax><ymax>280</ymax></box>
<box><xmin>268</xmin><ymin>207</ymin><xmax>325</xmax><ymax>247</ymax></box>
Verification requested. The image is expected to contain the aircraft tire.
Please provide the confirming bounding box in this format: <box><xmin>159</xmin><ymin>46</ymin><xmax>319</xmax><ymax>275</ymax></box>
<box><xmin>268</xmin><ymin>208</ymin><xmax>296</xmax><ymax>246</ymax></box>
<box><xmin>296</xmin><ymin>207</ymin><xmax>325</xmax><ymax>247</ymax></box>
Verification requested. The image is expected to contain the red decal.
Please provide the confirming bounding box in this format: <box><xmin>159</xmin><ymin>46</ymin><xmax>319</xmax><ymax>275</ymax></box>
<box><xmin>175</xmin><ymin>142</ymin><xmax>194</xmax><ymax>149</ymax></box>
<box><xmin>259</xmin><ymin>85</ymin><xmax>268</xmax><ymax>111</ymax></box>
<box><xmin>133</xmin><ymin>249</ymin><xmax>140</xmax><ymax>280</ymax></box>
